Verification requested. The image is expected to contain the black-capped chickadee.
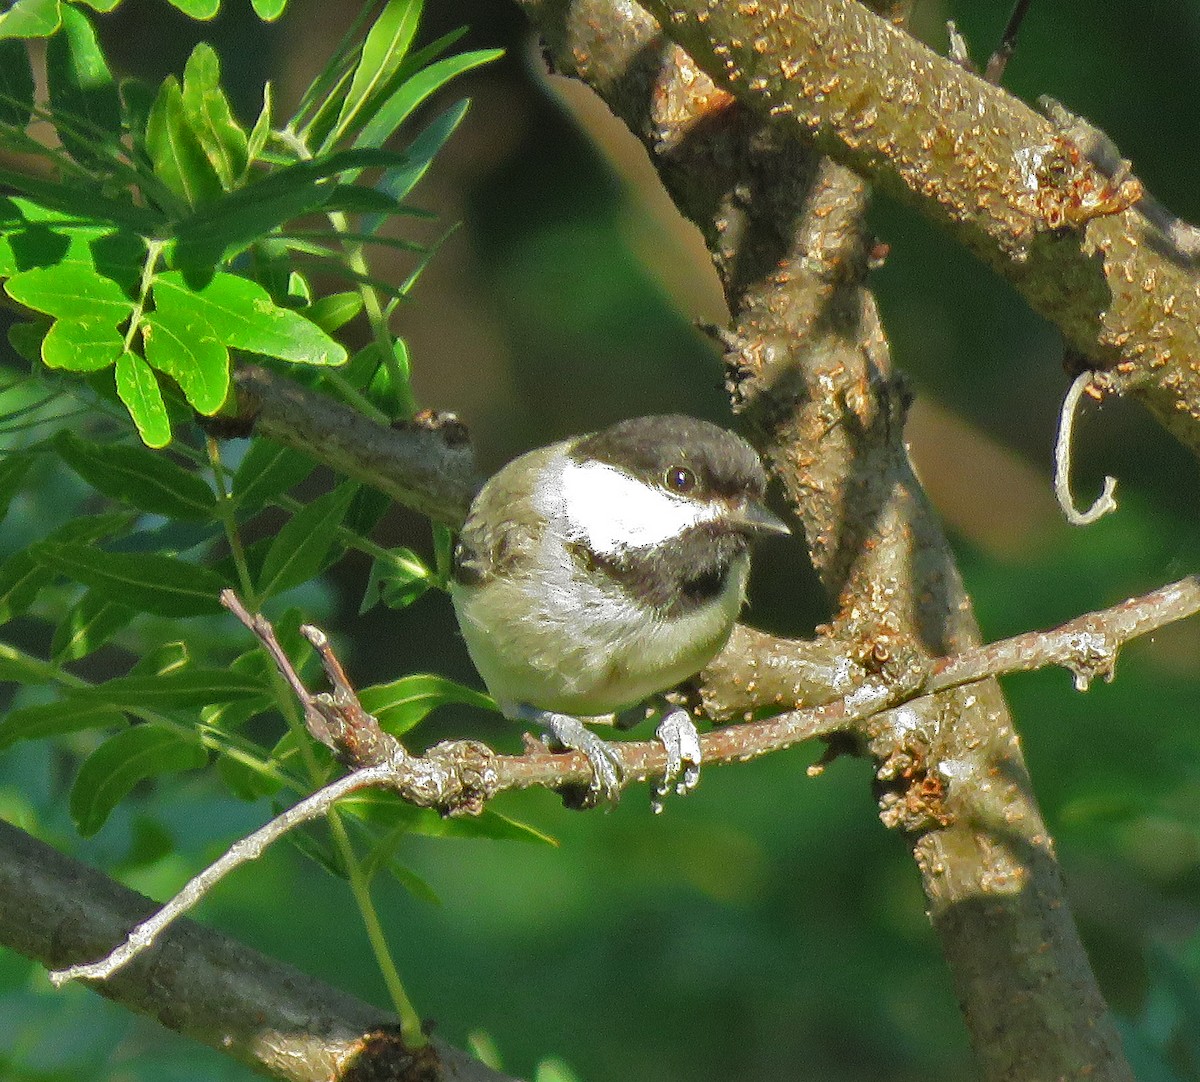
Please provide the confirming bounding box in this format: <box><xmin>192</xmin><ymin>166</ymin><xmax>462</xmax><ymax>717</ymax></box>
<box><xmin>451</xmin><ymin>415</ymin><xmax>789</xmax><ymax>806</ymax></box>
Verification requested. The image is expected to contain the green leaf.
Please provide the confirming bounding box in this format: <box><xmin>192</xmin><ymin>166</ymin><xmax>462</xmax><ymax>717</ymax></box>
<box><xmin>304</xmin><ymin>291</ymin><xmax>363</xmax><ymax>333</ymax></box>
<box><xmin>51</xmin><ymin>589</ymin><xmax>135</xmax><ymax>662</ymax></box>
<box><xmin>164</xmin><ymin>0</ymin><xmax>219</xmax><ymax>20</ymax></box>
<box><xmin>181</xmin><ymin>43</ymin><xmax>248</xmax><ymax>189</ymax></box>
<box><xmin>153</xmin><ymin>270</ymin><xmax>347</xmax><ymax>366</ymax></box>
<box><xmin>170</xmin><ymin>147</ymin><xmax>409</xmax><ymax>269</ymax></box>
<box><xmin>53</xmin><ymin>430</ymin><xmax>216</xmax><ymax>519</ymax></box>
<box><xmin>45</xmin><ymin>4</ymin><xmax>121</xmax><ymax>166</ymax></box>
<box><xmin>0</xmin><ymin>453</ymin><xmax>32</xmax><ymax>521</ymax></box>
<box><xmin>369</xmin><ymin>98</ymin><xmax>469</xmax><ymax>222</ymax></box>
<box><xmin>329</xmin><ymin>0</ymin><xmax>422</xmax><ymax>148</ymax></box>
<box><xmin>6</xmin><ymin>320</ymin><xmax>46</xmax><ymax>361</ymax></box>
<box><xmin>70</xmin><ymin>723</ymin><xmax>208</xmax><ymax>836</ymax></box>
<box><xmin>0</xmin><ymin>39</ymin><xmax>34</xmax><ymax>127</ymax></box>
<box><xmin>40</xmin><ymin>314</ymin><xmax>123</xmax><ymax>371</ymax></box>
<box><xmin>0</xmin><ymin>0</ymin><xmax>61</xmax><ymax>40</ymax></box>
<box><xmin>245</xmin><ymin>81</ymin><xmax>271</xmax><ymax>167</ymax></box>
<box><xmin>359</xmin><ymin>546</ymin><xmax>431</xmax><ymax>614</ymax></box>
<box><xmin>0</xmin><ymin>650</ymin><xmax>54</xmax><ymax>685</ymax></box>
<box><xmin>355</xmin><ymin>49</ymin><xmax>502</xmax><ymax>152</ymax></box>
<box><xmin>145</xmin><ymin>75</ymin><xmax>224</xmax><ymax>210</ymax></box>
<box><xmin>359</xmin><ymin>673</ymin><xmax>494</xmax><ymax>736</ymax></box>
<box><xmin>141</xmin><ymin>308</ymin><xmax>229</xmax><ymax>415</ymax></box>
<box><xmin>72</xmin><ymin>668</ymin><xmax>270</xmax><ymax>711</ymax></box>
<box><xmin>217</xmin><ymin>749</ymin><xmax>282</xmax><ymax>801</ymax></box>
<box><xmin>32</xmin><ymin>542</ymin><xmax>230</xmax><ymax>616</ymax></box>
<box><xmin>115</xmin><ymin>349</ymin><xmax>172</xmax><ymax>447</ymax></box>
<box><xmin>0</xmin><ymin>166</ymin><xmax>159</xmax><ymax>230</ymax></box>
<box><xmin>250</xmin><ymin>0</ymin><xmax>285</xmax><ymax>19</ymax></box>
<box><xmin>5</xmin><ymin>261</ymin><xmax>133</xmax><ymax>320</ymax></box>
<box><xmin>0</xmin><ymin>512</ymin><xmax>133</xmax><ymax>624</ymax></box>
<box><xmin>231</xmin><ymin>439</ymin><xmax>314</xmax><ymax>512</ymax></box>
<box><xmin>0</xmin><ymin>699</ymin><xmax>127</xmax><ymax>751</ymax></box>
<box><xmin>257</xmin><ymin>481</ymin><xmax>358</xmax><ymax>597</ymax></box>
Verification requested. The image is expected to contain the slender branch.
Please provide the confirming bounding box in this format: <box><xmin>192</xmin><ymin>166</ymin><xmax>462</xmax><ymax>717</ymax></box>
<box><xmin>47</xmin><ymin>764</ymin><xmax>398</xmax><ymax>988</ymax></box>
<box><xmin>230</xmin><ymin>364</ymin><xmax>481</xmax><ymax>529</ymax></box>
<box><xmin>0</xmin><ymin>820</ymin><xmax>512</xmax><ymax>1082</ymax></box>
<box><xmin>52</xmin><ymin>576</ymin><xmax>1200</xmax><ymax>987</ymax></box>
<box><xmin>984</xmin><ymin>0</ymin><xmax>1035</xmax><ymax>84</ymax></box>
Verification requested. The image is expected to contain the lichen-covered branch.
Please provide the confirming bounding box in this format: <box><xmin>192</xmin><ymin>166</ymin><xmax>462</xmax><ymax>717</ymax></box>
<box><xmin>514</xmin><ymin>2</ymin><xmax>1136</xmax><ymax>1078</ymax></box>
<box><xmin>637</xmin><ymin>0</ymin><xmax>1200</xmax><ymax>458</ymax></box>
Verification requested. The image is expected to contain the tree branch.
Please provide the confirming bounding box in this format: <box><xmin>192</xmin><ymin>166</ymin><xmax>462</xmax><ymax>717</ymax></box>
<box><xmin>638</xmin><ymin>0</ymin><xmax>1200</xmax><ymax>459</ymax></box>
<box><xmin>0</xmin><ymin>818</ymin><xmax>511</xmax><ymax>1082</ymax></box>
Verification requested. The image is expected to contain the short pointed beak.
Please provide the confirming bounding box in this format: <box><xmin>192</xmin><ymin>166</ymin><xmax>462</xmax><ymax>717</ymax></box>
<box><xmin>735</xmin><ymin>499</ymin><xmax>791</xmax><ymax>536</ymax></box>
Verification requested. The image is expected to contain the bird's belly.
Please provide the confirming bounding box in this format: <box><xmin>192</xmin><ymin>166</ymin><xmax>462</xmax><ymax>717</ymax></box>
<box><xmin>451</xmin><ymin>558</ymin><xmax>745</xmax><ymax>718</ymax></box>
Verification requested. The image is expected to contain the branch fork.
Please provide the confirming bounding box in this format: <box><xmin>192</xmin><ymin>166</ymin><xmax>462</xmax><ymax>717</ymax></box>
<box><xmin>46</xmin><ymin>573</ymin><xmax>1200</xmax><ymax>990</ymax></box>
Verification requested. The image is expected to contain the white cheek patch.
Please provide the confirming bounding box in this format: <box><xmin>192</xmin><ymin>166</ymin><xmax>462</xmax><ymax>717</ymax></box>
<box><xmin>551</xmin><ymin>458</ymin><xmax>718</xmax><ymax>554</ymax></box>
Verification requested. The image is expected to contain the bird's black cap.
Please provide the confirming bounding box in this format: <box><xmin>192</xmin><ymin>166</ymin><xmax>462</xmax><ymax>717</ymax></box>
<box><xmin>571</xmin><ymin>414</ymin><xmax>767</xmax><ymax>502</ymax></box>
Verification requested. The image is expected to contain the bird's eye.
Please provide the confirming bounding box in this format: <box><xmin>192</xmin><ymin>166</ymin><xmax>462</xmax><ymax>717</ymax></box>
<box><xmin>665</xmin><ymin>465</ymin><xmax>696</xmax><ymax>493</ymax></box>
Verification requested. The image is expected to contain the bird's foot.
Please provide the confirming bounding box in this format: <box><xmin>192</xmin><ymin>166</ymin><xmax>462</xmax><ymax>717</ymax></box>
<box><xmin>523</xmin><ymin>708</ymin><xmax>624</xmax><ymax>806</ymax></box>
<box><xmin>651</xmin><ymin>707</ymin><xmax>702</xmax><ymax>814</ymax></box>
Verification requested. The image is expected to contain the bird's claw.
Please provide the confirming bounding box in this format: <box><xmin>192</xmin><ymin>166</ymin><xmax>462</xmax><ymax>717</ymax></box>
<box><xmin>543</xmin><ymin>712</ymin><xmax>624</xmax><ymax>806</ymax></box>
<box><xmin>651</xmin><ymin>707</ymin><xmax>702</xmax><ymax>813</ymax></box>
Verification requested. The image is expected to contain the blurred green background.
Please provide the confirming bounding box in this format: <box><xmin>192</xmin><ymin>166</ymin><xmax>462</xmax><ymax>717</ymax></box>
<box><xmin>4</xmin><ymin>1</ymin><xmax>1200</xmax><ymax>1080</ymax></box>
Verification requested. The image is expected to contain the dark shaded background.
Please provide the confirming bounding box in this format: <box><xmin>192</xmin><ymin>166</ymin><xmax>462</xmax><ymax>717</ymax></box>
<box><xmin>3</xmin><ymin>2</ymin><xmax>1200</xmax><ymax>1080</ymax></box>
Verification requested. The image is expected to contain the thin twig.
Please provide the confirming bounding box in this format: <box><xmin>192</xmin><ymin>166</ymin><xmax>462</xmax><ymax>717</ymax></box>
<box><xmin>1054</xmin><ymin>370</ymin><xmax>1118</xmax><ymax>526</ymax></box>
<box><xmin>47</xmin><ymin>763</ymin><xmax>398</xmax><ymax>987</ymax></box>
<box><xmin>984</xmin><ymin>0</ymin><xmax>1034</xmax><ymax>84</ymax></box>
<box><xmin>51</xmin><ymin>574</ymin><xmax>1200</xmax><ymax>986</ymax></box>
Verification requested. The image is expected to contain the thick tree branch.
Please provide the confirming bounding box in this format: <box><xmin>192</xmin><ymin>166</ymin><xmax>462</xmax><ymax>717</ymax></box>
<box><xmin>637</xmin><ymin>0</ymin><xmax>1200</xmax><ymax>458</ymax></box>
<box><xmin>514</xmin><ymin>3</ymin><xmax>1137</xmax><ymax>1079</ymax></box>
<box><xmin>0</xmin><ymin>818</ymin><xmax>510</xmax><ymax>1082</ymax></box>
<box><xmin>232</xmin><ymin>364</ymin><xmax>481</xmax><ymax>529</ymax></box>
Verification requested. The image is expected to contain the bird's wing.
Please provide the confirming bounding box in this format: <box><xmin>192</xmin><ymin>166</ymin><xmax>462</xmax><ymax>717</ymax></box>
<box><xmin>451</xmin><ymin>443</ymin><xmax>563</xmax><ymax>588</ymax></box>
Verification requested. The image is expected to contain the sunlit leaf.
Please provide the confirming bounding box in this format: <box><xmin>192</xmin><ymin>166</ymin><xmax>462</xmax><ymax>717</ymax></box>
<box><xmin>5</xmin><ymin>261</ymin><xmax>133</xmax><ymax>320</ymax></box>
<box><xmin>152</xmin><ymin>270</ymin><xmax>347</xmax><ymax>366</ymax></box>
<box><xmin>355</xmin><ymin>49</ymin><xmax>502</xmax><ymax>152</ymax></box>
<box><xmin>329</xmin><ymin>0</ymin><xmax>422</xmax><ymax>148</ymax></box>
<box><xmin>181</xmin><ymin>42</ymin><xmax>247</xmax><ymax>189</ymax></box>
<box><xmin>304</xmin><ymin>291</ymin><xmax>363</xmax><ymax>334</ymax></box>
<box><xmin>163</xmin><ymin>0</ymin><xmax>219</xmax><ymax>20</ymax></box>
<box><xmin>40</xmin><ymin>315</ymin><xmax>124</xmax><ymax>371</ymax></box>
<box><xmin>141</xmin><ymin>308</ymin><xmax>229</xmax><ymax>415</ymax></box>
<box><xmin>250</xmin><ymin>0</ymin><xmax>285</xmax><ymax>19</ymax></box>
<box><xmin>70</xmin><ymin>723</ymin><xmax>208</xmax><ymax>836</ymax></box>
<box><xmin>0</xmin><ymin>0</ymin><xmax>61</xmax><ymax>40</ymax></box>
<box><xmin>53</xmin><ymin>430</ymin><xmax>215</xmax><ymax>519</ymax></box>
<box><xmin>114</xmin><ymin>349</ymin><xmax>171</xmax><ymax>447</ymax></box>
<box><xmin>145</xmin><ymin>75</ymin><xmax>223</xmax><ymax>210</ymax></box>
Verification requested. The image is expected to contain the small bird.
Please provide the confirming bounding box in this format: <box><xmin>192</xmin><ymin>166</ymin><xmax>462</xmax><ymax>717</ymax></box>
<box><xmin>450</xmin><ymin>414</ymin><xmax>788</xmax><ymax>806</ymax></box>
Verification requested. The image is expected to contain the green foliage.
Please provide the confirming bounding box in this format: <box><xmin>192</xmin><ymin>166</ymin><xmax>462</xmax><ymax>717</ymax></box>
<box><xmin>0</xmin><ymin>0</ymin><xmax>508</xmax><ymax>906</ymax></box>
